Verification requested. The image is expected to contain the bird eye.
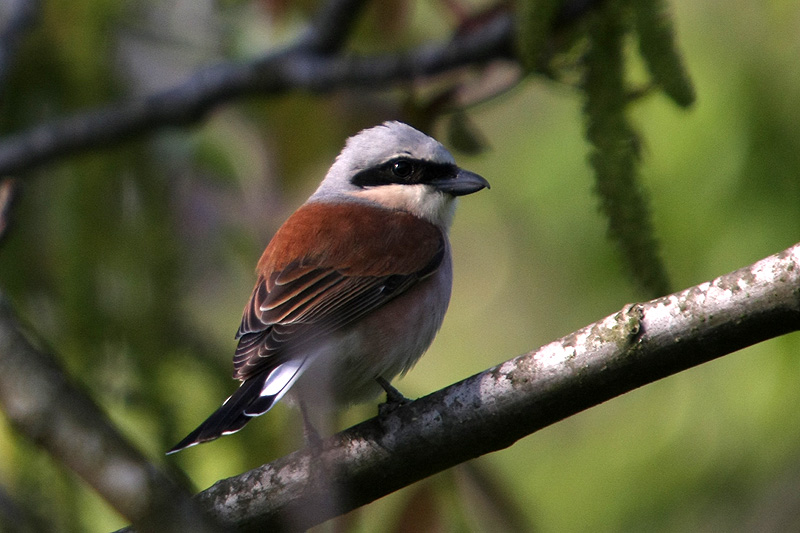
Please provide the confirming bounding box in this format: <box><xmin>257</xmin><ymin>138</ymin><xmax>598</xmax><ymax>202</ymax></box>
<box><xmin>391</xmin><ymin>160</ymin><xmax>413</xmax><ymax>179</ymax></box>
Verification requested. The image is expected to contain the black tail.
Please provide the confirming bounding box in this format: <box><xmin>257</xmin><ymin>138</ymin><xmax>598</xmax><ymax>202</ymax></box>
<box><xmin>167</xmin><ymin>373</ymin><xmax>274</xmax><ymax>454</ymax></box>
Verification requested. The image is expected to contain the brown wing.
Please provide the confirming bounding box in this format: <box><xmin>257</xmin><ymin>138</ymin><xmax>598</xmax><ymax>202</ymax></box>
<box><xmin>232</xmin><ymin>201</ymin><xmax>445</xmax><ymax>381</ymax></box>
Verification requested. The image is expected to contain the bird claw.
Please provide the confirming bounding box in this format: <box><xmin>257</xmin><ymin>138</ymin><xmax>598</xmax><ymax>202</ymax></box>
<box><xmin>376</xmin><ymin>377</ymin><xmax>412</xmax><ymax>416</ymax></box>
<box><xmin>300</xmin><ymin>399</ymin><xmax>324</xmax><ymax>448</ymax></box>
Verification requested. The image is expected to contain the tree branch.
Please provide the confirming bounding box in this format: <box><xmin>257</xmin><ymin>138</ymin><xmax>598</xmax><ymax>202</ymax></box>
<box><xmin>180</xmin><ymin>242</ymin><xmax>800</xmax><ymax>531</ymax></box>
<box><xmin>0</xmin><ymin>9</ymin><xmax>513</xmax><ymax>177</ymax></box>
<box><xmin>0</xmin><ymin>294</ymin><xmax>229</xmax><ymax>532</ymax></box>
<box><xmin>0</xmin><ymin>0</ymin><xmax>39</xmax><ymax>93</ymax></box>
<box><xmin>298</xmin><ymin>0</ymin><xmax>371</xmax><ymax>53</ymax></box>
<box><xmin>0</xmin><ymin>481</ymin><xmax>48</xmax><ymax>532</ymax></box>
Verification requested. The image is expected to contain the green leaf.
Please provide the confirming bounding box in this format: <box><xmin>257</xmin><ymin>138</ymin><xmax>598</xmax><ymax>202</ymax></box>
<box><xmin>632</xmin><ymin>0</ymin><xmax>696</xmax><ymax>108</ymax></box>
<box><xmin>583</xmin><ymin>2</ymin><xmax>672</xmax><ymax>297</ymax></box>
<box><xmin>447</xmin><ymin>112</ymin><xmax>490</xmax><ymax>156</ymax></box>
<box><xmin>516</xmin><ymin>0</ymin><xmax>564</xmax><ymax>72</ymax></box>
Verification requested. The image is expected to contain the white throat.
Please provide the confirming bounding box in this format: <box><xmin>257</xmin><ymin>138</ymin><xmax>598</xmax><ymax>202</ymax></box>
<box><xmin>351</xmin><ymin>184</ymin><xmax>457</xmax><ymax>229</ymax></box>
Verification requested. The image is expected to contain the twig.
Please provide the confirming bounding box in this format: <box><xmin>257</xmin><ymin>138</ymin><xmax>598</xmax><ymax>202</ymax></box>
<box><xmin>0</xmin><ymin>0</ymin><xmax>39</xmax><ymax>93</ymax></box>
<box><xmin>0</xmin><ymin>178</ymin><xmax>16</xmax><ymax>244</ymax></box>
<box><xmin>299</xmin><ymin>0</ymin><xmax>370</xmax><ymax>53</ymax></box>
<box><xmin>0</xmin><ymin>11</ymin><xmax>513</xmax><ymax>177</ymax></box>
<box><xmin>0</xmin><ymin>0</ymin><xmax>607</xmax><ymax>178</ymax></box>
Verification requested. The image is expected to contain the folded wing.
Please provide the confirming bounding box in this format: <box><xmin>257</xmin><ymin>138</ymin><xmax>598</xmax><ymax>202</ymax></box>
<box><xmin>168</xmin><ymin>202</ymin><xmax>444</xmax><ymax>453</ymax></box>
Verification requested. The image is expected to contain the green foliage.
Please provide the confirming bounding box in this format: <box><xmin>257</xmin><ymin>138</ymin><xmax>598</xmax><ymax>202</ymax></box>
<box><xmin>0</xmin><ymin>0</ymin><xmax>799</xmax><ymax>532</ymax></box>
<box><xmin>446</xmin><ymin>111</ymin><xmax>490</xmax><ymax>156</ymax></box>
<box><xmin>583</xmin><ymin>1</ymin><xmax>671</xmax><ymax>296</ymax></box>
<box><xmin>516</xmin><ymin>0</ymin><xmax>563</xmax><ymax>72</ymax></box>
<box><xmin>632</xmin><ymin>0</ymin><xmax>696</xmax><ymax>108</ymax></box>
<box><xmin>515</xmin><ymin>0</ymin><xmax>696</xmax><ymax>297</ymax></box>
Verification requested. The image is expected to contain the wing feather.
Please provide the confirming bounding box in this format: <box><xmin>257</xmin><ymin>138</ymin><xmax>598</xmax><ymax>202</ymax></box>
<box><xmin>169</xmin><ymin>202</ymin><xmax>447</xmax><ymax>453</ymax></box>
<box><xmin>232</xmin><ymin>202</ymin><xmax>445</xmax><ymax>381</ymax></box>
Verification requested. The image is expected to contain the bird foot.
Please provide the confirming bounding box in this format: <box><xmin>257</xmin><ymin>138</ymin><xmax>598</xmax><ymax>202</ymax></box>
<box><xmin>300</xmin><ymin>400</ymin><xmax>324</xmax><ymax>448</ymax></box>
<box><xmin>376</xmin><ymin>377</ymin><xmax>411</xmax><ymax>416</ymax></box>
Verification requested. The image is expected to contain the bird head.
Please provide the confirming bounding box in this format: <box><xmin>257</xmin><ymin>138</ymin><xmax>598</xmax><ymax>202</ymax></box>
<box><xmin>310</xmin><ymin>121</ymin><xmax>489</xmax><ymax>228</ymax></box>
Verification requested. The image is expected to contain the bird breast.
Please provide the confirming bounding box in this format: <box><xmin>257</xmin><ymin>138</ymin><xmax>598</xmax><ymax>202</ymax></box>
<box><xmin>287</xmin><ymin>245</ymin><xmax>453</xmax><ymax>410</ymax></box>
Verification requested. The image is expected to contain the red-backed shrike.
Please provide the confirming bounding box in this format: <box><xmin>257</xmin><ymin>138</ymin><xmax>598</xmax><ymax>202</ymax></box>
<box><xmin>168</xmin><ymin>121</ymin><xmax>489</xmax><ymax>453</ymax></box>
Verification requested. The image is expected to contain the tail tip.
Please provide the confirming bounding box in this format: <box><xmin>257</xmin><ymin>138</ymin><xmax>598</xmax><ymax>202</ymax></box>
<box><xmin>166</xmin><ymin>435</ymin><xmax>201</xmax><ymax>455</ymax></box>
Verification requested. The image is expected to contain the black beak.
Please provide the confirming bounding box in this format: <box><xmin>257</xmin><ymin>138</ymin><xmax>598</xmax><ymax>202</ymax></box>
<box><xmin>429</xmin><ymin>168</ymin><xmax>490</xmax><ymax>196</ymax></box>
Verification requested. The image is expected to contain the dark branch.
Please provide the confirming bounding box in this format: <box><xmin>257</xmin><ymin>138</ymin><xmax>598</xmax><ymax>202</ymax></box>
<box><xmin>0</xmin><ymin>10</ymin><xmax>513</xmax><ymax>177</ymax></box>
<box><xmin>0</xmin><ymin>178</ymin><xmax>16</xmax><ymax>245</ymax></box>
<box><xmin>0</xmin><ymin>295</ymin><xmax>229</xmax><ymax>533</ymax></box>
<box><xmin>299</xmin><ymin>0</ymin><xmax>371</xmax><ymax>53</ymax></box>
<box><xmin>0</xmin><ymin>0</ymin><xmax>39</xmax><ymax>93</ymax></box>
<box><xmin>185</xmin><ymin>242</ymin><xmax>800</xmax><ymax>531</ymax></box>
<box><xmin>0</xmin><ymin>481</ymin><xmax>48</xmax><ymax>532</ymax></box>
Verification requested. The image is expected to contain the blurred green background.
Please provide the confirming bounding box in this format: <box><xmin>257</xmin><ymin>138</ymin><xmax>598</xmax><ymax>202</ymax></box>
<box><xmin>1</xmin><ymin>0</ymin><xmax>800</xmax><ymax>531</ymax></box>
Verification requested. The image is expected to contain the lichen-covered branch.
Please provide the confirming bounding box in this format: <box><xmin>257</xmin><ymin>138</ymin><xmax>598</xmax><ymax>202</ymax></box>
<box><xmin>186</xmin><ymin>243</ymin><xmax>800</xmax><ymax>531</ymax></box>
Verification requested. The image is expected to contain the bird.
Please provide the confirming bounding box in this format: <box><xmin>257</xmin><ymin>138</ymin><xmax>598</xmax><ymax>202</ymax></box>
<box><xmin>168</xmin><ymin>121</ymin><xmax>489</xmax><ymax>454</ymax></box>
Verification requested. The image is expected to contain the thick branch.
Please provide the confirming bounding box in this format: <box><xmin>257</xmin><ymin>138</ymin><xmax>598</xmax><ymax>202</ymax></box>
<box><xmin>0</xmin><ymin>295</ymin><xmax>229</xmax><ymax>532</ymax></box>
<box><xmin>0</xmin><ymin>10</ymin><xmax>513</xmax><ymax>177</ymax></box>
<box><xmin>189</xmin><ymin>242</ymin><xmax>800</xmax><ymax>531</ymax></box>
